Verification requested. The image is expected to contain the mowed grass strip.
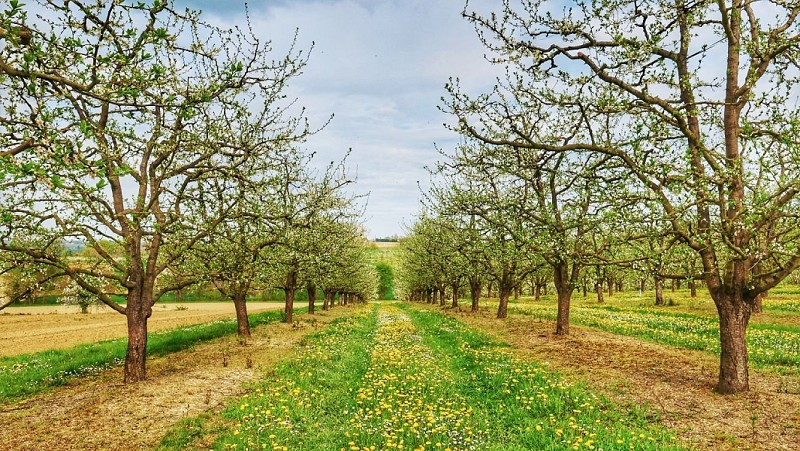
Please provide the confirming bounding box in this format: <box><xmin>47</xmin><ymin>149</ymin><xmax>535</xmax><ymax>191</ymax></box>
<box><xmin>210</xmin><ymin>302</ymin><xmax>680</xmax><ymax>450</ymax></box>
<box><xmin>0</xmin><ymin>308</ymin><xmax>294</xmax><ymax>403</ymax></box>
<box><xmin>346</xmin><ymin>305</ymin><xmax>481</xmax><ymax>450</ymax></box>
<box><xmin>209</xmin><ymin>306</ymin><xmax>377</xmax><ymax>451</ymax></box>
<box><xmin>401</xmin><ymin>303</ymin><xmax>682</xmax><ymax>451</ymax></box>
<box><xmin>509</xmin><ymin>303</ymin><xmax>800</xmax><ymax>372</ymax></box>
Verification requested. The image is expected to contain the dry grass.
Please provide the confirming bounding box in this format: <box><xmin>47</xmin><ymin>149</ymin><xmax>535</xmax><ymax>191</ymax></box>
<box><xmin>0</xmin><ymin>307</ymin><xmax>361</xmax><ymax>450</ymax></box>
<box><xmin>0</xmin><ymin>302</ymin><xmax>283</xmax><ymax>356</ymax></box>
<box><xmin>432</xmin><ymin>304</ymin><xmax>800</xmax><ymax>451</ymax></box>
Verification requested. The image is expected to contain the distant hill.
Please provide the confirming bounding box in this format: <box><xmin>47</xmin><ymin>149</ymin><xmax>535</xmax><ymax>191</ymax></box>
<box><xmin>63</xmin><ymin>239</ymin><xmax>86</xmax><ymax>254</ymax></box>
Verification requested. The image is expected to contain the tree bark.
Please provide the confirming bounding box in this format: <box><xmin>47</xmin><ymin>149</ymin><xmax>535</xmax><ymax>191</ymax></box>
<box><xmin>497</xmin><ymin>284</ymin><xmax>511</xmax><ymax>319</ymax></box>
<box><xmin>451</xmin><ymin>282</ymin><xmax>459</xmax><ymax>307</ymax></box>
<box><xmin>123</xmin><ymin>288</ymin><xmax>151</xmax><ymax>383</ymax></box>
<box><xmin>323</xmin><ymin>289</ymin><xmax>333</xmax><ymax>311</ymax></box>
<box><xmin>553</xmin><ymin>262</ymin><xmax>574</xmax><ymax>335</ymax></box>
<box><xmin>555</xmin><ymin>284</ymin><xmax>572</xmax><ymax>336</ymax></box>
<box><xmin>753</xmin><ymin>292</ymin><xmax>764</xmax><ymax>314</ymax></box>
<box><xmin>469</xmin><ymin>277</ymin><xmax>481</xmax><ymax>312</ymax></box>
<box><xmin>439</xmin><ymin>288</ymin><xmax>446</xmax><ymax>306</ymax></box>
<box><xmin>284</xmin><ymin>287</ymin><xmax>295</xmax><ymax>323</ymax></box>
<box><xmin>232</xmin><ymin>292</ymin><xmax>251</xmax><ymax>338</ymax></box>
<box><xmin>535</xmin><ymin>283</ymin><xmax>542</xmax><ymax>301</ymax></box>
<box><xmin>307</xmin><ymin>283</ymin><xmax>316</xmax><ymax>315</ymax></box>
<box><xmin>596</xmin><ymin>281</ymin><xmax>604</xmax><ymax>303</ymax></box>
<box><xmin>689</xmin><ymin>279</ymin><xmax>697</xmax><ymax>297</ymax></box>
<box><xmin>654</xmin><ymin>277</ymin><xmax>664</xmax><ymax>306</ymax></box>
<box><xmin>715</xmin><ymin>296</ymin><xmax>751</xmax><ymax>394</ymax></box>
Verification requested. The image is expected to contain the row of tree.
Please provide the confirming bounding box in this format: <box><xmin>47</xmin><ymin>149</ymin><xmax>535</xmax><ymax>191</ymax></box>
<box><xmin>401</xmin><ymin>0</ymin><xmax>800</xmax><ymax>396</ymax></box>
<box><xmin>0</xmin><ymin>0</ymin><xmax>375</xmax><ymax>383</ymax></box>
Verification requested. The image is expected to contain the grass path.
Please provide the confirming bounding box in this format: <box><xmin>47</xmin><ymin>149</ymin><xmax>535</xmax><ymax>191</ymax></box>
<box><xmin>199</xmin><ymin>303</ymin><xmax>679</xmax><ymax>450</ymax></box>
<box><xmin>437</xmin><ymin>303</ymin><xmax>800</xmax><ymax>450</ymax></box>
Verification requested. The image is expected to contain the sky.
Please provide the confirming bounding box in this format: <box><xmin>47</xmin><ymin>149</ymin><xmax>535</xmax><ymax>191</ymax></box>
<box><xmin>177</xmin><ymin>0</ymin><xmax>500</xmax><ymax>239</ymax></box>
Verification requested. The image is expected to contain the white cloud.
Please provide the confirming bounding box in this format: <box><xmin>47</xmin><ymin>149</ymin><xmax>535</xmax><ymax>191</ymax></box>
<box><xmin>177</xmin><ymin>0</ymin><xmax>501</xmax><ymax>238</ymax></box>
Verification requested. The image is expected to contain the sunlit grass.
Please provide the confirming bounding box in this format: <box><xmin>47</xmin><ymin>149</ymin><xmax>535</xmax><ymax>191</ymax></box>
<box><xmin>402</xmin><ymin>304</ymin><xmax>682</xmax><ymax>450</ymax></box>
<box><xmin>212</xmin><ymin>306</ymin><xmax>376</xmax><ymax>450</ymax></box>
<box><xmin>507</xmin><ymin>301</ymin><xmax>800</xmax><ymax>372</ymax></box>
<box><xmin>205</xmin><ymin>304</ymin><xmax>682</xmax><ymax>450</ymax></box>
<box><xmin>0</xmin><ymin>309</ymin><xmax>292</xmax><ymax>404</ymax></box>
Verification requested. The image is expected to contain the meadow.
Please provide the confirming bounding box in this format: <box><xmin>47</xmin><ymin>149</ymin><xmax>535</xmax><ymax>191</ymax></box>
<box><xmin>507</xmin><ymin>288</ymin><xmax>800</xmax><ymax>373</ymax></box>
<box><xmin>2</xmin><ymin>289</ymin><xmax>799</xmax><ymax>449</ymax></box>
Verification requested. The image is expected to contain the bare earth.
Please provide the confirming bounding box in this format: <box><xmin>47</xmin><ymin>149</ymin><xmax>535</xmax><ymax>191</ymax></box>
<box><xmin>436</xmin><ymin>304</ymin><xmax>800</xmax><ymax>451</ymax></box>
<box><xmin>0</xmin><ymin>302</ymin><xmax>284</xmax><ymax>357</ymax></box>
<box><xmin>0</xmin><ymin>306</ymin><xmax>360</xmax><ymax>450</ymax></box>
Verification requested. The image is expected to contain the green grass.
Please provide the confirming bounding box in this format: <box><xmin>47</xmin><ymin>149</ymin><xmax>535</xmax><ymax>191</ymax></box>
<box><xmin>0</xmin><ymin>308</ymin><xmax>298</xmax><ymax>404</ymax></box>
<box><xmin>181</xmin><ymin>303</ymin><xmax>681</xmax><ymax>450</ymax></box>
<box><xmin>6</xmin><ymin>290</ymin><xmax>290</xmax><ymax>307</ymax></box>
<box><xmin>401</xmin><ymin>304</ymin><xmax>681</xmax><ymax>450</ymax></box>
<box><xmin>509</xmin><ymin>303</ymin><xmax>800</xmax><ymax>373</ymax></box>
<box><xmin>196</xmin><ymin>306</ymin><xmax>378</xmax><ymax>450</ymax></box>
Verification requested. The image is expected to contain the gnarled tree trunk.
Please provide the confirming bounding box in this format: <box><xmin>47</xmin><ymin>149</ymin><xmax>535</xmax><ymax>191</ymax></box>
<box><xmin>124</xmin><ymin>285</ymin><xmax>152</xmax><ymax>383</ymax></box>
<box><xmin>715</xmin><ymin>296</ymin><xmax>751</xmax><ymax>394</ymax></box>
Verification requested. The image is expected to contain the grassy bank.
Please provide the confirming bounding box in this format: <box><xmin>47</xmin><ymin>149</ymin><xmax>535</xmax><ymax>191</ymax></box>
<box><xmin>509</xmin><ymin>303</ymin><xmax>800</xmax><ymax>373</ymax></box>
<box><xmin>0</xmin><ymin>308</ymin><xmax>301</xmax><ymax>404</ymax></box>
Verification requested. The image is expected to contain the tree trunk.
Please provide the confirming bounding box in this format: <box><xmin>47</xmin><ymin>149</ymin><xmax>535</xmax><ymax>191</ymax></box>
<box><xmin>596</xmin><ymin>282</ymin><xmax>604</xmax><ymax>303</ymax></box>
<box><xmin>753</xmin><ymin>292</ymin><xmax>764</xmax><ymax>314</ymax></box>
<box><xmin>582</xmin><ymin>283</ymin><xmax>587</xmax><ymax>298</ymax></box>
<box><xmin>307</xmin><ymin>283</ymin><xmax>316</xmax><ymax>315</ymax></box>
<box><xmin>232</xmin><ymin>292</ymin><xmax>251</xmax><ymax>338</ymax></box>
<box><xmin>284</xmin><ymin>287</ymin><xmax>295</xmax><ymax>323</ymax></box>
<box><xmin>715</xmin><ymin>296</ymin><xmax>751</xmax><ymax>394</ymax></box>
<box><xmin>451</xmin><ymin>282</ymin><xmax>459</xmax><ymax>308</ymax></box>
<box><xmin>469</xmin><ymin>278</ymin><xmax>481</xmax><ymax>313</ymax></box>
<box><xmin>513</xmin><ymin>286</ymin><xmax>520</xmax><ymax>301</ymax></box>
<box><xmin>123</xmin><ymin>289</ymin><xmax>151</xmax><ymax>383</ymax></box>
<box><xmin>534</xmin><ymin>283</ymin><xmax>542</xmax><ymax>301</ymax></box>
<box><xmin>554</xmin><ymin>263</ymin><xmax>574</xmax><ymax>336</ymax></box>
<box><xmin>497</xmin><ymin>285</ymin><xmax>511</xmax><ymax>319</ymax></box>
<box><xmin>654</xmin><ymin>277</ymin><xmax>664</xmax><ymax>306</ymax></box>
<box><xmin>671</xmin><ymin>279</ymin><xmax>676</xmax><ymax>292</ymax></box>
<box><xmin>689</xmin><ymin>279</ymin><xmax>697</xmax><ymax>297</ymax></box>
<box><xmin>607</xmin><ymin>275</ymin><xmax>614</xmax><ymax>297</ymax></box>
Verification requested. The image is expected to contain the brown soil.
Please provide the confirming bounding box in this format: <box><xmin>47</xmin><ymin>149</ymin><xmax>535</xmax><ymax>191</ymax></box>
<box><xmin>431</xmin><ymin>304</ymin><xmax>800</xmax><ymax>451</ymax></box>
<box><xmin>0</xmin><ymin>302</ymin><xmax>284</xmax><ymax>356</ymax></box>
<box><xmin>0</xmin><ymin>306</ymin><xmax>361</xmax><ymax>450</ymax></box>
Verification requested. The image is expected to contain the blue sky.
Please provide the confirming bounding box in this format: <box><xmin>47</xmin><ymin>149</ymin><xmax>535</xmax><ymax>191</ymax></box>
<box><xmin>177</xmin><ymin>0</ymin><xmax>499</xmax><ymax>239</ymax></box>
